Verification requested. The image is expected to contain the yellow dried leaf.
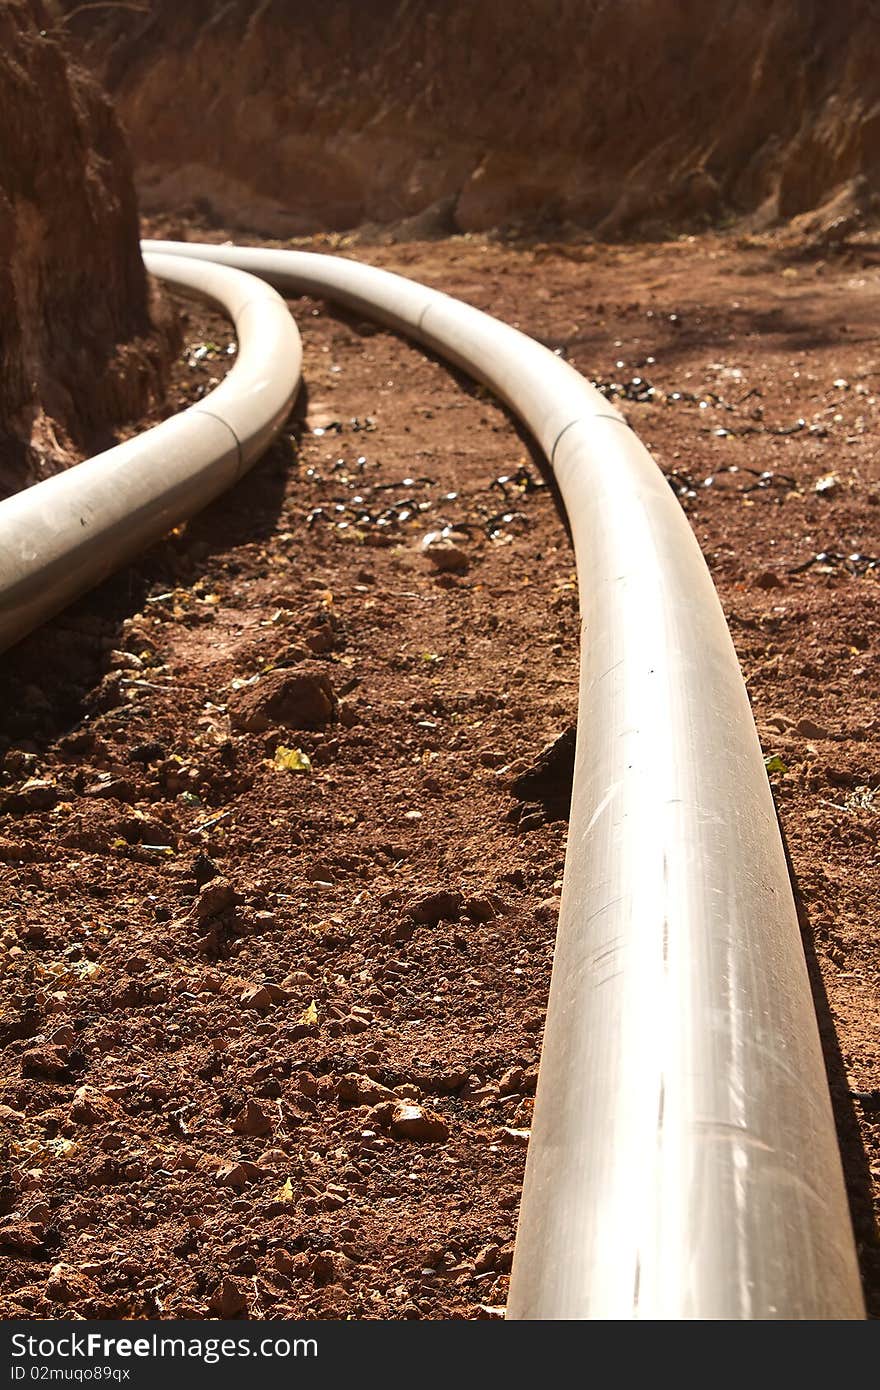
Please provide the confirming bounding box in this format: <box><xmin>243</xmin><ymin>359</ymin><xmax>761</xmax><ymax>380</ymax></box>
<box><xmin>297</xmin><ymin>1000</ymin><xmax>318</xmax><ymax>1027</ymax></box>
<box><xmin>274</xmin><ymin>1177</ymin><xmax>295</xmax><ymax>1204</ymax></box>
<box><xmin>47</xmin><ymin>1137</ymin><xmax>77</xmax><ymax>1158</ymax></box>
<box><xmin>71</xmin><ymin>961</ymin><xmax>102</xmax><ymax>980</ymax></box>
<box><xmin>273</xmin><ymin>746</ymin><xmax>312</xmax><ymax>773</ymax></box>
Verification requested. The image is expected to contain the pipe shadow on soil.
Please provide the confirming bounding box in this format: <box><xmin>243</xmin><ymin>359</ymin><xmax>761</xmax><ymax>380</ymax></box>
<box><xmin>0</xmin><ymin>418</ymin><xmax>297</xmax><ymax>753</ymax></box>
<box><xmin>778</xmin><ymin>813</ymin><xmax>880</xmax><ymax>1316</ymax></box>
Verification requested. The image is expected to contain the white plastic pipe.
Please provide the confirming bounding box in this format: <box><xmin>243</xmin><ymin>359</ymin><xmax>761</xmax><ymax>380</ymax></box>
<box><xmin>0</xmin><ymin>253</ymin><xmax>301</xmax><ymax>653</ymax></box>
<box><xmin>144</xmin><ymin>240</ymin><xmax>864</xmax><ymax>1320</ymax></box>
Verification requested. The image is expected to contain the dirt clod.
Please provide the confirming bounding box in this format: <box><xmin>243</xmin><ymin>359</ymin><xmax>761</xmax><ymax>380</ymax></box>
<box><xmin>407</xmin><ymin>890</ymin><xmax>463</xmax><ymax>925</ymax></box>
<box><xmin>796</xmin><ymin>717</ymin><xmax>830</xmax><ymax>740</ymax></box>
<box><xmin>215</xmin><ymin>1160</ymin><xmax>262</xmax><ymax>1189</ymax></box>
<box><xmin>194</xmin><ymin>876</ymin><xmax>235</xmax><ymax>922</ymax></box>
<box><xmin>337</xmin><ymin>1073</ymin><xmax>396</xmax><ymax>1106</ymax></box>
<box><xmin>231</xmin><ymin>1099</ymin><xmax>273</xmax><ymax>1136</ymax></box>
<box><xmin>230</xmin><ymin>665</ymin><xmax>337</xmax><ymax>733</ymax></box>
<box><xmin>390</xmin><ymin>1102</ymin><xmax>450</xmax><ymax>1142</ymax></box>
<box><xmin>46</xmin><ymin>1265</ymin><xmax>93</xmax><ymax>1305</ymax></box>
<box><xmin>208</xmin><ymin>1276</ymin><xmax>249</xmax><ymax>1318</ymax></box>
<box><xmin>3</xmin><ymin>780</ymin><xmax>58</xmax><ymax>814</ymax></box>
<box><xmin>70</xmin><ymin>1086</ymin><xmax>115</xmax><ymax>1125</ymax></box>
<box><xmin>510</xmin><ymin>726</ymin><xmax>576</xmax><ymax>817</ymax></box>
<box><xmin>755</xmin><ymin>570</ymin><xmax>784</xmax><ymax>590</ymax></box>
<box><xmin>21</xmin><ymin>1045</ymin><xmax>70</xmax><ymax>1079</ymax></box>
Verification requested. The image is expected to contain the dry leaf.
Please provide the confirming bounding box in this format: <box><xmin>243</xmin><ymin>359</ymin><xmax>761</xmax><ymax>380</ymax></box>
<box><xmin>273</xmin><ymin>746</ymin><xmax>312</xmax><ymax>773</ymax></box>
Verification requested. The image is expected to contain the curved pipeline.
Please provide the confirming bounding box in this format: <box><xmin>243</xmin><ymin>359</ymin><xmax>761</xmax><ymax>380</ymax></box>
<box><xmin>0</xmin><ymin>252</ymin><xmax>301</xmax><ymax>654</ymax></box>
<box><xmin>144</xmin><ymin>239</ymin><xmax>865</xmax><ymax>1320</ymax></box>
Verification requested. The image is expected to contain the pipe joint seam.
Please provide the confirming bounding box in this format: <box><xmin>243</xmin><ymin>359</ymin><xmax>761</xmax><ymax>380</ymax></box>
<box><xmin>549</xmin><ymin>411</ymin><xmax>632</xmax><ymax>466</ymax></box>
<box><xmin>191</xmin><ymin>406</ymin><xmax>244</xmax><ymax>476</ymax></box>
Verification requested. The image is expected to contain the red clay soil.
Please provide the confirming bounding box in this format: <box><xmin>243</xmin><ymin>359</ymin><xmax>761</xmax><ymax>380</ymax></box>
<box><xmin>0</xmin><ymin>223</ymin><xmax>878</xmax><ymax>1319</ymax></box>
<box><xmin>0</xmin><ymin>1</ymin><xmax>174</xmax><ymax>501</ymax></box>
<box><xmin>64</xmin><ymin>0</ymin><xmax>880</xmax><ymax>239</ymax></box>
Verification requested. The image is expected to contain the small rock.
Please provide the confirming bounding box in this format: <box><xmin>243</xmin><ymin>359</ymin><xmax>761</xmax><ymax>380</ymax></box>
<box><xmin>390</xmin><ymin>1102</ymin><xmax>449</xmax><ymax>1142</ymax></box>
<box><xmin>765</xmin><ymin>713</ymin><xmax>795</xmax><ymax>732</ymax></box>
<box><xmin>421</xmin><ymin>531</ymin><xmax>469</xmax><ymax>573</ymax></box>
<box><xmin>230</xmin><ymin>664</ymin><xmax>336</xmax><ymax>733</ymax></box>
<box><xmin>284</xmin><ymin>970</ymin><xmax>316</xmax><ymax>990</ymax></box>
<box><xmin>473</xmin><ymin>1243</ymin><xmax>501</xmax><ymax>1274</ymax></box>
<box><xmin>367</xmin><ymin>1100</ymin><xmax>397</xmax><ymax>1128</ymax></box>
<box><xmin>338</xmin><ymin>701</ymin><xmax>359</xmax><ymax>728</ymax></box>
<box><xmin>796</xmin><ymin>716</ymin><xmax>830</xmax><ymax>740</ymax></box>
<box><xmin>336</xmin><ymin>1073</ymin><xmax>395</xmax><ymax>1106</ymax></box>
<box><xmin>305</xmin><ymin>1251</ymin><xmax>336</xmax><ymax>1284</ymax></box>
<box><xmin>87</xmin><ymin>672</ymin><xmax>124</xmax><ymax>714</ymax></box>
<box><xmin>3</xmin><ymin>750</ymin><xmax>38</xmax><ymax>777</ymax></box>
<box><xmin>825</xmin><ymin>765</ymin><xmax>857</xmax><ymax>788</ymax></box>
<box><xmin>501</xmin><ymin>1126</ymin><xmax>530</xmax><ymax>1146</ymax></box>
<box><xmin>127</xmin><ymin>740</ymin><xmax>166</xmax><ymax>766</ymax></box>
<box><xmin>497</xmin><ymin>1067</ymin><xmax>526</xmax><ymax>1097</ymax></box>
<box><xmin>215</xmin><ymin>1160</ymin><xmax>262</xmax><ymax>1189</ymax></box>
<box><xmin>755</xmin><ymin>570</ymin><xmax>783</xmax><ymax>590</ymax></box>
<box><xmin>239</xmin><ymin>984</ymin><xmax>274</xmax><ymax>1011</ymax></box>
<box><xmin>4</xmin><ymin>780</ymin><xmax>58</xmax><ymax>814</ymax></box>
<box><xmin>70</xmin><ymin>1086</ymin><xmax>115</xmax><ymax>1125</ymax></box>
<box><xmin>428</xmin><ymin>544</ymin><xmax>469</xmax><ymax>573</ymax></box>
<box><xmin>813</xmin><ymin>473</ymin><xmax>840</xmax><ymax>496</ymax></box>
<box><xmin>194</xmin><ymin>876</ymin><xmax>235</xmax><ymax>923</ymax></box>
<box><xmin>0</xmin><ymin>1223</ymin><xmax>46</xmax><ymax>1255</ymax></box>
<box><xmin>534</xmin><ymin>895</ymin><xmax>561</xmax><ymax>924</ymax></box>
<box><xmin>193</xmin><ymin>970</ymin><xmax>222</xmax><ymax>993</ymax></box>
<box><xmin>272</xmin><ymin>1249</ymin><xmax>295</xmax><ymax>1274</ymax></box>
<box><xmin>255</xmin><ymin>1148</ymin><xmax>289</xmax><ymax>1171</ymax></box>
<box><xmin>510</xmin><ymin>726</ymin><xmax>576</xmax><ymax>817</ymax></box>
<box><xmin>305</xmin><ymin>622</ymin><xmax>337</xmax><ymax>654</ymax></box>
<box><xmin>192</xmin><ymin>852</ymin><xmax>219</xmax><ymax>886</ymax></box>
<box><xmin>46</xmin><ymin>1263</ymin><xmax>96</xmax><ymax>1304</ymax></box>
<box><xmin>231</xmin><ymin>1099</ymin><xmax>273</xmax><ymax>1137</ymax></box>
<box><xmin>21</xmin><ymin>1045</ymin><xmax>69</xmax><ymax>1079</ymax></box>
<box><xmin>207</xmin><ymin>1276</ymin><xmax>248</xmax><ymax>1318</ymax></box>
<box><xmin>512</xmin><ymin>1097</ymin><xmax>534</xmax><ymax>1127</ymax></box>
<box><xmin>465</xmin><ymin>895</ymin><xmax>496</xmax><ymax>922</ymax></box>
<box><xmin>407</xmin><ymin>889</ymin><xmax>463</xmax><ymax>925</ymax></box>
<box><xmin>85</xmin><ymin>778</ymin><xmax>135</xmax><ymax>803</ymax></box>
